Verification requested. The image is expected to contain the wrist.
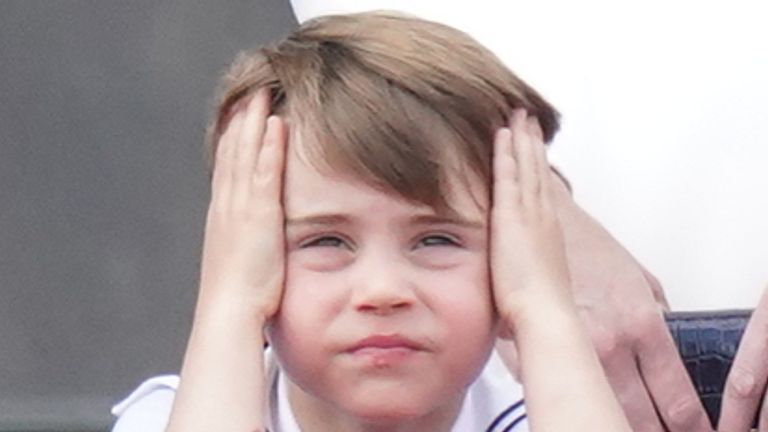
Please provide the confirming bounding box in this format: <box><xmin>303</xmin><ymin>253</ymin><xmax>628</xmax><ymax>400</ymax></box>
<box><xmin>498</xmin><ymin>290</ymin><xmax>580</xmax><ymax>339</ymax></box>
<box><xmin>194</xmin><ymin>292</ymin><xmax>272</xmax><ymax>330</ymax></box>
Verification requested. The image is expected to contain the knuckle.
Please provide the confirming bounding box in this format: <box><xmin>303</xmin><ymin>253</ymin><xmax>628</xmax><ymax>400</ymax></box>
<box><xmin>627</xmin><ymin>417</ymin><xmax>664</xmax><ymax>432</ymax></box>
<box><xmin>591</xmin><ymin>326</ymin><xmax>621</xmax><ymax>360</ymax></box>
<box><xmin>727</xmin><ymin>364</ymin><xmax>759</xmax><ymax>399</ymax></box>
<box><xmin>664</xmin><ymin>395</ymin><xmax>702</xmax><ymax>428</ymax></box>
<box><xmin>626</xmin><ymin>308</ymin><xmax>664</xmax><ymax>344</ymax></box>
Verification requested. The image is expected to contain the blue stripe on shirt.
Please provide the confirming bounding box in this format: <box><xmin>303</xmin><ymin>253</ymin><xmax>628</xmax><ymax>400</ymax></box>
<box><xmin>485</xmin><ymin>399</ymin><xmax>525</xmax><ymax>432</ymax></box>
<box><xmin>501</xmin><ymin>413</ymin><xmax>527</xmax><ymax>432</ymax></box>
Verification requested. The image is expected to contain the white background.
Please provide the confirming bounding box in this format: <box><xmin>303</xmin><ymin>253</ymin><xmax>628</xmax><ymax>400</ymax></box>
<box><xmin>292</xmin><ymin>0</ymin><xmax>768</xmax><ymax>309</ymax></box>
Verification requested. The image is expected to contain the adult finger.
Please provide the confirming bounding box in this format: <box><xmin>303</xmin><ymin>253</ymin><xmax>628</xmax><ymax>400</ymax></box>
<box><xmin>601</xmin><ymin>346</ymin><xmax>666</xmax><ymax>432</ymax></box>
<box><xmin>637</xmin><ymin>262</ymin><xmax>670</xmax><ymax>311</ymax></box>
<box><xmin>582</xmin><ymin>311</ymin><xmax>666</xmax><ymax>432</ymax></box>
<box><xmin>719</xmin><ymin>287</ymin><xmax>768</xmax><ymax>432</ymax></box>
<box><xmin>759</xmin><ymin>393</ymin><xmax>768</xmax><ymax>432</ymax></box>
<box><xmin>635</xmin><ymin>311</ymin><xmax>713</xmax><ymax>431</ymax></box>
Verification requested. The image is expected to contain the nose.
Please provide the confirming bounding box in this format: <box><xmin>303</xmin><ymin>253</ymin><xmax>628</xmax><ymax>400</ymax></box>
<box><xmin>349</xmin><ymin>254</ymin><xmax>417</xmax><ymax>315</ymax></box>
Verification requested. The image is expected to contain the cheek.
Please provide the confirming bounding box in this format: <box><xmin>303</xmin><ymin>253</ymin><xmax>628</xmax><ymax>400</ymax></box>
<box><xmin>268</xmin><ymin>262</ymin><xmax>355</xmax><ymax>395</ymax></box>
<box><xmin>433</xmin><ymin>261</ymin><xmax>495</xmax><ymax>339</ymax></box>
<box><xmin>410</xmin><ymin>248</ymin><xmax>468</xmax><ymax>269</ymax></box>
<box><xmin>290</xmin><ymin>247</ymin><xmax>353</xmax><ymax>272</ymax></box>
<box><xmin>268</xmin><ymin>260</ymin><xmax>344</xmax><ymax>353</ymax></box>
<box><xmin>425</xmin><ymin>266</ymin><xmax>496</xmax><ymax>391</ymax></box>
<box><xmin>433</xmin><ymin>255</ymin><xmax>492</xmax><ymax>311</ymax></box>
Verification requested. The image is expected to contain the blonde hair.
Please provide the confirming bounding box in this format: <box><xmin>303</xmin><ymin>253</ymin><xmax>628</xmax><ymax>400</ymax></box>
<box><xmin>206</xmin><ymin>11</ymin><xmax>559</xmax><ymax>209</ymax></box>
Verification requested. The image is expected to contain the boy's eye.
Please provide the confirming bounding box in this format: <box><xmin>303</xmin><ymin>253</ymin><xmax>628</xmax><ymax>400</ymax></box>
<box><xmin>302</xmin><ymin>236</ymin><xmax>347</xmax><ymax>248</ymax></box>
<box><xmin>417</xmin><ymin>234</ymin><xmax>460</xmax><ymax>248</ymax></box>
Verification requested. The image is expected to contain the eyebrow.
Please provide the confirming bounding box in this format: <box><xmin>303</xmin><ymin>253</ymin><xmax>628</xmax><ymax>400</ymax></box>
<box><xmin>408</xmin><ymin>214</ymin><xmax>485</xmax><ymax>230</ymax></box>
<box><xmin>286</xmin><ymin>214</ymin><xmax>351</xmax><ymax>227</ymax></box>
<box><xmin>285</xmin><ymin>213</ymin><xmax>485</xmax><ymax>230</ymax></box>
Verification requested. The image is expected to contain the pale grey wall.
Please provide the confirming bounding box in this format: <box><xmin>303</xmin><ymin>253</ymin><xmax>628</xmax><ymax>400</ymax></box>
<box><xmin>0</xmin><ymin>1</ymin><xmax>296</xmax><ymax>430</ymax></box>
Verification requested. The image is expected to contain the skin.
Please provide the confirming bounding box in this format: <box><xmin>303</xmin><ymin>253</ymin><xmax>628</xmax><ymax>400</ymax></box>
<box><xmin>491</xmin><ymin>111</ymin><xmax>630</xmax><ymax>431</ymax></box>
<box><xmin>483</xmin><ymin>134</ymin><xmax>713</xmax><ymax>430</ymax></box>
<box><xmin>177</xmin><ymin>85</ymin><xmax>768</xmax><ymax>431</ymax></box>
<box><xmin>544</xmin><ymin>184</ymin><xmax>715</xmax><ymax>432</ymax></box>
<box><xmin>469</xmin><ymin>117</ymin><xmax>764</xmax><ymax>432</ymax></box>
<box><xmin>269</xmin><ymin>131</ymin><xmax>496</xmax><ymax>431</ymax></box>
<box><xmin>719</xmin><ymin>286</ymin><xmax>768</xmax><ymax>432</ymax></box>
<box><xmin>167</xmin><ymin>89</ymin><xmax>631</xmax><ymax>431</ymax></box>
<box><xmin>167</xmin><ymin>89</ymin><xmax>283</xmax><ymax>431</ymax></box>
<box><xmin>501</xmin><ymin>113</ymin><xmax>768</xmax><ymax>432</ymax></box>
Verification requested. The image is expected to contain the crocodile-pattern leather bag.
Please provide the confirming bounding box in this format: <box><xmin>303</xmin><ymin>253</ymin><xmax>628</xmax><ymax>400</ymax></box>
<box><xmin>666</xmin><ymin>309</ymin><xmax>758</xmax><ymax>428</ymax></box>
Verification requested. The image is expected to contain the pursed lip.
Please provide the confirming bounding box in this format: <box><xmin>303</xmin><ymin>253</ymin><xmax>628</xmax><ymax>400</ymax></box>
<box><xmin>346</xmin><ymin>334</ymin><xmax>425</xmax><ymax>354</ymax></box>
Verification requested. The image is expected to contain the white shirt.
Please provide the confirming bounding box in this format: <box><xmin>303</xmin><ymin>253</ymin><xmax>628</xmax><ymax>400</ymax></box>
<box><xmin>110</xmin><ymin>350</ymin><xmax>528</xmax><ymax>431</ymax></box>
<box><xmin>290</xmin><ymin>0</ymin><xmax>768</xmax><ymax>310</ymax></box>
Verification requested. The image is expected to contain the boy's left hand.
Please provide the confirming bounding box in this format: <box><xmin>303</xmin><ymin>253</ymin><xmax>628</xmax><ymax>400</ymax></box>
<box><xmin>490</xmin><ymin>109</ymin><xmax>572</xmax><ymax>331</ymax></box>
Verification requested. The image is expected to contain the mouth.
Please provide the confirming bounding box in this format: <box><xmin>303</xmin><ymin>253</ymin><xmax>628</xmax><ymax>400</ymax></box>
<box><xmin>344</xmin><ymin>334</ymin><xmax>428</xmax><ymax>367</ymax></box>
<box><xmin>347</xmin><ymin>334</ymin><xmax>425</xmax><ymax>353</ymax></box>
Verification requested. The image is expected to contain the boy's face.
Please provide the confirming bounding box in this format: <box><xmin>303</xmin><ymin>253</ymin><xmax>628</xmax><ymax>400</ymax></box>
<box><xmin>268</xmin><ymin>141</ymin><xmax>496</xmax><ymax>424</ymax></box>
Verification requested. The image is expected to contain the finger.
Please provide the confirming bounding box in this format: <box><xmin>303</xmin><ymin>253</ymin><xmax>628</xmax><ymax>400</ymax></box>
<box><xmin>492</xmin><ymin>127</ymin><xmax>519</xmax><ymax>211</ymax></box>
<box><xmin>526</xmin><ymin>116</ymin><xmax>552</xmax><ymax>210</ymax></box>
<box><xmin>211</xmin><ymin>109</ymin><xmax>246</xmax><ymax>207</ymax></box>
<box><xmin>601</xmin><ymin>347</ymin><xmax>667</xmax><ymax>432</ymax></box>
<box><xmin>638</xmin><ymin>263</ymin><xmax>670</xmax><ymax>311</ymax></box>
<box><xmin>508</xmin><ymin>109</ymin><xmax>538</xmax><ymax>209</ymax></box>
<box><xmin>759</xmin><ymin>394</ymin><xmax>768</xmax><ymax>432</ymax></box>
<box><xmin>719</xmin><ymin>287</ymin><xmax>768</xmax><ymax>432</ymax></box>
<box><xmin>233</xmin><ymin>89</ymin><xmax>271</xmax><ymax>203</ymax></box>
<box><xmin>635</xmin><ymin>314</ymin><xmax>714</xmax><ymax>431</ymax></box>
<box><xmin>235</xmin><ymin>88</ymin><xmax>271</xmax><ymax>170</ymax></box>
<box><xmin>528</xmin><ymin>114</ymin><xmax>545</xmax><ymax>142</ymax></box>
<box><xmin>254</xmin><ymin>116</ymin><xmax>287</xmax><ymax>195</ymax></box>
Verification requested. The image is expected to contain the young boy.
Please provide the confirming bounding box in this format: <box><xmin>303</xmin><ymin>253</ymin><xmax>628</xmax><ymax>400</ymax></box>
<box><xmin>111</xmin><ymin>12</ymin><xmax>630</xmax><ymax>431</ymax></box>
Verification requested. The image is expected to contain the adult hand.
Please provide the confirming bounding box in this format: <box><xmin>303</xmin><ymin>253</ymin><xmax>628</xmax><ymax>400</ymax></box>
<box><xmin>550</xmin><ymin>176</ymin><xmax>714</xmax><ymax>432</ymax></box>
<box><xmin>718</xmin><ymin>286</ymin><xmax>768</xmax><ymax>431</ymax></box>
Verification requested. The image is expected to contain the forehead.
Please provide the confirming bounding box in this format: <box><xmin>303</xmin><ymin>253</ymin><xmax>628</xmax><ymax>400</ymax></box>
<box><xmin>283</xmin><ymin>138</ymin><xmax>488</xmax><ymax>220</ymax></box>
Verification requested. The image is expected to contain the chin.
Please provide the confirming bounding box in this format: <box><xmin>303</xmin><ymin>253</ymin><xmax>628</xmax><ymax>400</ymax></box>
<box><xmin>338</xmin><ymin>385</ymin><xmax>453</xmax><ymax>425</ymax></box>
<box><xmin>347</xmin><ymin>401</ymin><xmax>427</xmax><ymax>424</ymax></box>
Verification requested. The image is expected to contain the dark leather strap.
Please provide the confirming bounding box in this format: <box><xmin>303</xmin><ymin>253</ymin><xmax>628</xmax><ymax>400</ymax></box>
<box><xmin>666</xmin><ymin>309</ymin><xmax>760</xmax><ymax>428</ymax></box>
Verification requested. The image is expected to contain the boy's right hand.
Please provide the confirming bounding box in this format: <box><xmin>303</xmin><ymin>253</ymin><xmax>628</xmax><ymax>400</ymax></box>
<box><xmin>167</xmin><ymin>89</ymin><xmax>286</xmax><ymax>432</ymax></box>
<box><xmin>198</xmin><ymin>88</ymin><xmax>287</xmax><ymax>320</ymax></box>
